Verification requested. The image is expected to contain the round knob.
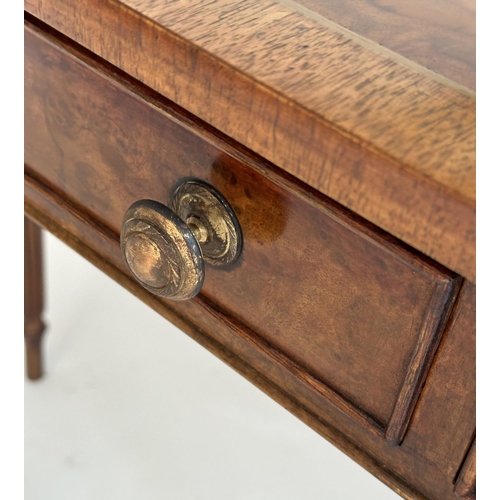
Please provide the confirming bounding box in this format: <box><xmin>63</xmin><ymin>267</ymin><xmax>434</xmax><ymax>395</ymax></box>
<box><xmin>121</xmin><ymin>180</ymin><xmax>242</xmax><ymax>301</ymax></box>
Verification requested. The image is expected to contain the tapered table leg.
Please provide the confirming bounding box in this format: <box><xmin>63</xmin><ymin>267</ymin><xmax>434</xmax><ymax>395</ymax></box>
<box><xmin>24</xmin><ymin>217</ymin><xmax>46</xmax><ymax>380</ymax></box>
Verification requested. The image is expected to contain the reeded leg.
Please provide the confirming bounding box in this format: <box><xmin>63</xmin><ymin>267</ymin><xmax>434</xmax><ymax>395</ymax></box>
<box><xmin>24</xmin><ymin>217</ymin><xmax>46</xmax><ymax>380</ymax></box>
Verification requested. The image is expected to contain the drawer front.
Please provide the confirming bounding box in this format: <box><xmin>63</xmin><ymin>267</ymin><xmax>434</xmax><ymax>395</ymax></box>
<box><xmin>25</xmin><ymin>22</ymin><xmax>460</xmax><ymax>448</ymax></box>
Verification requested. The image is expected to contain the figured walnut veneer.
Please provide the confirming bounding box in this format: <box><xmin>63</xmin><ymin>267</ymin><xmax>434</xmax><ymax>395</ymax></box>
<box><xmin>25</xmin><ymin>21</ymin><xmax>475</xmax><ymax>500</ymax></box>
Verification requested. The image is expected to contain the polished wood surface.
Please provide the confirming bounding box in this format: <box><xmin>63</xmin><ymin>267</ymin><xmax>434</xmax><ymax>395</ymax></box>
<box><xmin>25</xmin><ymin>21</ymin><xmax>475</xmax><ymax>500</ymax></box>
<box><xmin>25</xmin><ymin>21</ymin><xmax>461</xmax><ymax>444</ymax></box>
<box><xmin>294</xmin><ymin>0</ymin><xmax>475</xmax><ymax>90</ymax></box>
<box><xmin>24</xmin><ymin>216</ymin><xmax>46</xmax><ymax>380</ymax></box>
<box><xmin>404</xmin><ymin>282</ymin><xmax>476</xmax><ymax>496</ymax></box>
<box><xmin>24</xmin><ymin>3</ymin><xmax>476</xmax><ymax>282</ymax></box>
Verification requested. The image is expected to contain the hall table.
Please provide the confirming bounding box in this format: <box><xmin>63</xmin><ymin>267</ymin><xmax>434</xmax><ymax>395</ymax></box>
<box><xmin>24</xmin><ymin>1</ymin><xmax>476</xmax><ymax>498</ymax></box>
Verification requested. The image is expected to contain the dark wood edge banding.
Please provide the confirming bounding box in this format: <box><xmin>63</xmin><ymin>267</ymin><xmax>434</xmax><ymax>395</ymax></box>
<box><xmin>24</xmin><ymin>4</ymin><xmax>476</xmax><ymax>282</ymax></box>
<box><xmin>25</xmin><ymin>171</ymin><xmax>428</xmax><ymax>500</ymax></box>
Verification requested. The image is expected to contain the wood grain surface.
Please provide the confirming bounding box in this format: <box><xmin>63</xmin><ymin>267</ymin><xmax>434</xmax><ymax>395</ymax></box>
<box><xmin>24</xmin><ymin>18</ymin><xmax>476</xmax><ymax>500</ymax></box>
<box><xmin>23</xmin><ymin>3</ymin><xmax>476</xmax><ymax>282</ymax></box>
<box><xmin>24</xmin><ymin>165</ymin><xmax>475</xmax><ymax>500</ymax></box>
<box><xmin>24</xmin><ymin>176</ymin><xmax>427</xmax><ymax>500</ymax></box>
<box><xmin>403</xmin><ymin>281</ymin><xmax>475</xmax><ymax>496</ymax></box>
<box><xmin>293</xmin><ymin>0</ymin><xmax>475</xmax><ymax>90</ymax></box>
<box><xmin>454</xmin><ymin>436</ymin><xmax>476</xmax><ymax>499</ymax></box>
<box><xmin>25</xmin><ymin>21</ymin><xmax>462</xmax><ymax>446</ymax></box>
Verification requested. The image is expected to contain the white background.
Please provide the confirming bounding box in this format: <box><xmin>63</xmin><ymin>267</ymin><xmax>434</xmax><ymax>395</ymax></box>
<box><xmin>25</xmin><ymin>232</ymin><xmax>399</xmax><ymax>500</ymax></box>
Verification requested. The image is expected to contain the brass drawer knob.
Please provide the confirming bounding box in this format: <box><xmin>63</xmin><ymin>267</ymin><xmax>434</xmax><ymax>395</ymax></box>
<box><xmin>120</xmin><ymin>179</ymin><xmax>242</xmax><ymax>300</ymax></box>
